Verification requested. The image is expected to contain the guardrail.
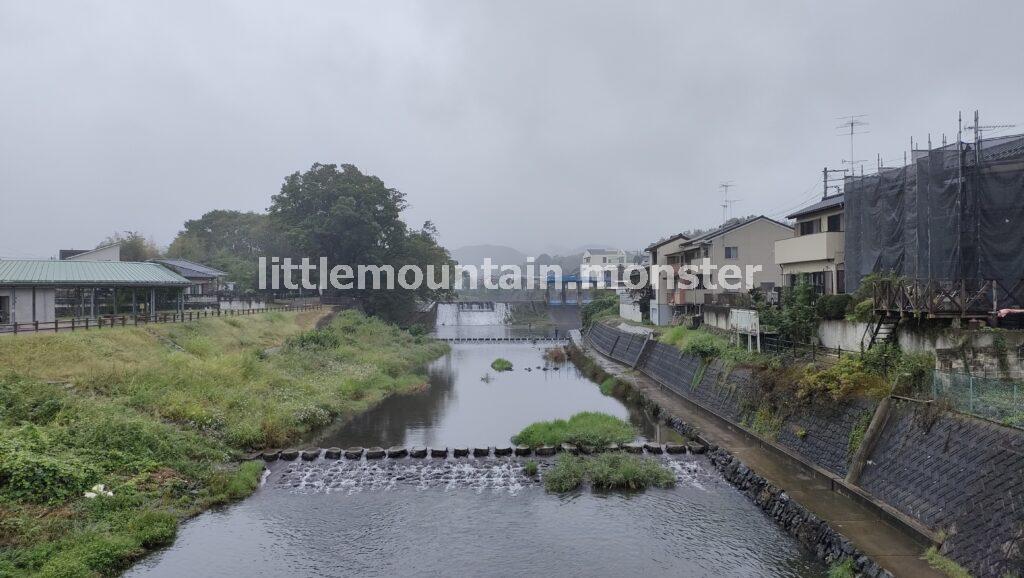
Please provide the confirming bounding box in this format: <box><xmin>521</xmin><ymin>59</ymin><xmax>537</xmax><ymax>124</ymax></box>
<box><xmin>0</xmin><ymin>304</ymin><xmax>324</xmax><ymax>335</ymax></box>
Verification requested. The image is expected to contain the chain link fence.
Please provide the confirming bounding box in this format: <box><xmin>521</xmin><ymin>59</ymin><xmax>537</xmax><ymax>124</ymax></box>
<box><xmin>932</xmin><ymin>370</ymin><xmax>1023</xmax><ymax>428</ymax></box>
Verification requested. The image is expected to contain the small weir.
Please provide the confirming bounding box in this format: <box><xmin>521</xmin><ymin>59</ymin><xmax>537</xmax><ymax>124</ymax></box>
<box><xmin>435</xmin><ymin>336</ymin><xmax>568</xmax><ymax>343</ymax></box>
<box><xmin>263</xmin><ymin>445</ymin><xmax>715</xmax><ymax>495</ymax></box>
<box><xmin>127</xmin><ymin>308</ymin><xmax>831</xmax><ymax>578</ymax></box>
<box><xmin>435</xmin><ymin>302</ymin><xmax>511</xmax><ymax>326</ymax></box>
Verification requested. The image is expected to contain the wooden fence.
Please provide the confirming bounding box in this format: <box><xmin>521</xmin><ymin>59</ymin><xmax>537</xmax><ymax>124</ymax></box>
<box><xmin>0</xmin><ymin>304</ymin><xmax>324</xmax><ymax>335</ymax></box>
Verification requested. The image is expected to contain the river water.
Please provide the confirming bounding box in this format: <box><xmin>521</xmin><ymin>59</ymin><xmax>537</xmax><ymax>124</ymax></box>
<box><xmin>127</xmin><ymin>305</ymin><xmax>827</xmax><ymax>578</ymax></box>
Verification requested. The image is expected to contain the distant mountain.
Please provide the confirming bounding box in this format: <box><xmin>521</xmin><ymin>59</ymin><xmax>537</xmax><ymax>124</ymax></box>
<box><xmin>451</xmin><ymin>244</ymin><xmax>527</xmax><ymax>266</ymax></box>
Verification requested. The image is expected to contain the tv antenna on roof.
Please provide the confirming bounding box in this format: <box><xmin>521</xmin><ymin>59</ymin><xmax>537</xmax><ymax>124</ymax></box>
<box><xmin>837</xmin><ymin>114</ymin><xmax>869</xmax><ymax>175</ymax></box>
<box><xmin>719</xmin><ymin>181</ymin><xmax>740</xmax><ymax>224</ymax></box>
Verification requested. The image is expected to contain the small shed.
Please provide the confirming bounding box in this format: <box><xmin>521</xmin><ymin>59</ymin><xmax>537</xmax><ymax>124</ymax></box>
<box><xmin>0</xmin><ymin>260</ymin><xmax>191</xmax><ymax>325</ymax></box>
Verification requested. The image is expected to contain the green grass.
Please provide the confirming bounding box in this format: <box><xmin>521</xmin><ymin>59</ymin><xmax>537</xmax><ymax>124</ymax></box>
<box><xmin>511</xmin><ymin>412</ymin><xmax>636</xmax><ymax>448</ymax></box>
<box><xmin>922</xmin><ymin>546</ymin><xmax>973</xmax><ymax>578</ymax></box>
<box><xmin>523</xmin><ymin>460</ymin><xmax>539</xmax><ymax>477</ymax></box>
<box><xmin>0</xmin><ymin>310</ymin><xmax>447</xmax><ymax>577</ymax></box>
<box><xmin>827</xmin><ymin>557</ymin><xmax>856</xmax><ymax>578</ymax></box>
<box><xmin>599</xmin><ymin>377</ymin><xmax>619</xmax><ymax>396</ymax></box>
<box><xmin>490</xmin><ymin>358</ymin><xmax>513</xmax><ymax>372</ymax></box>
<box><xmin>658</xmin><ymin>326</ymin><xmax>761</xmax><ymax>365</ymax></box>
<box><xmin>543</xmin><ymin>453</ymin><xmax>676</xmax><ymax>493</ymax></box>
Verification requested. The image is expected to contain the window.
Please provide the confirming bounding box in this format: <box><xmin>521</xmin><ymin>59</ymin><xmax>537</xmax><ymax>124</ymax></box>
<box><xmin>701</xmin><ymin>245</ymin><xmax>709</xmax><ymax>258</ymax></box>
<box><xmin>799</xmin><ymin>219</ymin><xmax>820</xmax><ymax>235</ymax></box>
<box><xmin>827</xmin><ymin>214</ymin><xmax>842</xmax><ymax>232</ymax></box>
<box><xmin>724</xmin><ymin>246</ymin><xmax>739</xmax><ymax>259</ymax></box>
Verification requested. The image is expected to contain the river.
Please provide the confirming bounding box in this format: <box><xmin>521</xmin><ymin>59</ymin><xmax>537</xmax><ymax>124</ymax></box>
<box><xmin>126</xmin><ymin>304</ymin><xmax>827</xmax><ymax>577</ymax></box>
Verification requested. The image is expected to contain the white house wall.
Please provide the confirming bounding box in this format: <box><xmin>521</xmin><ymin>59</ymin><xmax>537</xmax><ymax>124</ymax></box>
<box><xmin>0</xmin><ymin>287</ymin><xmax>56</xmax><ymax>324</ymax></box>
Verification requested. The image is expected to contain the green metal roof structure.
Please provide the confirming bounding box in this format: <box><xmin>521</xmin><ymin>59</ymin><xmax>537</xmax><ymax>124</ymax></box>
<box><xmin>0</xmin><ymin>260</ymin><xmax>192</xmax><ymax>287</ymax></box>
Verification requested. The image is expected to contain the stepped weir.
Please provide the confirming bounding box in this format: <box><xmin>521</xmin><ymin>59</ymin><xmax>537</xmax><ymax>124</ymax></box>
<box><xmin>257</xmin><ymin>443</ymin><xmax>713</xmax><ymax>495</ymax></box>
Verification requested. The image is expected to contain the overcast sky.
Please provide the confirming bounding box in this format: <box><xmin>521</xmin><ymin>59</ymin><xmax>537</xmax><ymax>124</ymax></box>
<box><xmin>2</xmin><ymin>1</ymin><xmax>1023</xmax><ymax>258</ymax></box>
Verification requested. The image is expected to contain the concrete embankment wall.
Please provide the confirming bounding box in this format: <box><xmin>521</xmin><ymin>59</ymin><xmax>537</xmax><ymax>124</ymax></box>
<box><xmin>590</xmin><ymin>323</ymin><xmax>873</xmax><ymax>478</ymax></box>
<box><xmin>588</xmin><ymin>322</ymin><xmax>1024</xmax><ymax>578</ymax></box>
<box><xmin>858</xmin><ymin>399</ymin><xmax>1024</xmax><ymax>578</ymax></box>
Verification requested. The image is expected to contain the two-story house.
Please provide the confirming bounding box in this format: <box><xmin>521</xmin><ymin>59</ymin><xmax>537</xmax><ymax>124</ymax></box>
<box><xmin>645</xmin><ymin>233</ymin><xmax>690</xmax><ymax>325</ymax></box>
<box><xmin>581</xmin><ymin>248</ymin><xmax>627</xmax><ymax>287</ymax></box>
<box><xmin>774</xmin><ymin>193</ymin><xmax>845</xmax><ymax>294</ymax></box>
<box><xmin>647</xmin><ymin>216</ymin><xmax>792</xmax><ymax>325</ymax></box>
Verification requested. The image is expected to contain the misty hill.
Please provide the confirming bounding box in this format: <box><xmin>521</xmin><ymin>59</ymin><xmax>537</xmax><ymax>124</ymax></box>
<box><xmin>451</xmin><ymin>244</ymin><xmax>527</xmax><ymax>266</ymax></box>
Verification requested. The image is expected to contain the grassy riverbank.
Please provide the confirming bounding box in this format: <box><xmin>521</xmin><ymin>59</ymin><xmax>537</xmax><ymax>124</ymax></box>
<box><xmin>511</xmin><ymin>412</ymin><xmax>635</xmax><ymax>448</ymax></box>
<box><xmin>0</xmin><ymin>310</ymin><xmax>447</xmax><ymax>577</ymax></box>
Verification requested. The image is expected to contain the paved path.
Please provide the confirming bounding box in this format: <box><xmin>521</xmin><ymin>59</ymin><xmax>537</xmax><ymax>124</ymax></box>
<box><xmin>585</xmin><ymin>345</ymin><xmax>943</xmax><ymax>578</ymax></box>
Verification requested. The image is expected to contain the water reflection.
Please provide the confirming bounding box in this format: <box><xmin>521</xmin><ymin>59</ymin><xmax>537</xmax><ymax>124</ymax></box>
<box><xmin>312</xmin><ymin>342</ymin><xmax>676</xmax><ymax>448</ymax></box>
<box><xmin>125</xmin><ymin>304</ymin><xmax>828</xmax><ymax>578</ymax></box>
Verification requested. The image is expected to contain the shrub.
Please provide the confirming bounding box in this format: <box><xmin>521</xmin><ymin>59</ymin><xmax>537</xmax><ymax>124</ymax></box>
<box><xmin>0</xmin><ymin>437</ymin><xmax>97</xmax><ymax>504</ymax></box>
<box><xmin>286</xmin><ymin>328</ymin><xmax>341</xmax><ymax>350</ymax></box>
<box><xmin>581</xmin><ymin>292</ymin><xmax>619</xmax><ymax>327</ymax></box>
<box><xmin>815</xmin><ymin>294</ymin><xmax>852</xmax><ymax>320</ymax></box>
<box><xmin>798</xmin><ymin>357</ymin><xmax>889</xmax><ymax>401</ymax></box>
<box><xmin>847</xmin><ymin>298</ymin><xmax>875</xmax><ymax>323</ymax></box>
<box><xmin>827</xmin><ymin>558</ymin><xmax>855</xmax><ymax>578</ymax></box>
<box><xmin>490</xmin><ymin>358</ymin><xmax>513</xmax><ymax>372</ymax></box>
<box><xmin>847</xmin><ymin>411</ymin><xmax>873</xmax><ymax>458</ymax></box>
<box><xmin>599</xmin><ymin>377</ymin><xmax>619</xmax><ymax>396</ymax></box>
<box><xmin>746</xmin><ymin>404</ymin><xmax>783</xmax><ymax>440</ymax></box>
<box><xmin>683</xmin><ymin>333</ymin><xmax>724</xmax><ymax>360</ymax></box>
<box><xmin>543</xmin><ymin>453</ymin><xmax>675</xmax><ymax>493</ymax></box>
<box><xmin>523</xmin><ymin>460</ymin><xmax>538</xmax><ymax>476</ymax></box>
<box><xmin>543</xmin><ymin>454</ymin><xmax>587</xmax><ymax>492</ymax></box>
<box><xmin>585</xmin><ymin>453</ymin><xmax>675</xmax><ymax>491</ymax></box>
<box><xmin>203</xmin><ymin>461</ymin><xmax>265</xmax><ymax>506</ymax></box>
<box><xmin>511</xmin><ymin>412</ymin><xmax>636</xmax><ymax>448</ymax></box>
<box><xmin>124</xmin><ymin>510</ymin><xmax>178</xmax><ymax>548</ymax></box>
<box><xmin>543</xmin><ymin>347</ymin><xmax>567</xmax><ymax>363</ymax></box>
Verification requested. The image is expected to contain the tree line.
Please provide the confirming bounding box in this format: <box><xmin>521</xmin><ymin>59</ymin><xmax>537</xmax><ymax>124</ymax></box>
<box><xmin>98</xmin><ymin>163</ymin><xmax>453</xmax><ymax>323</ymax></box>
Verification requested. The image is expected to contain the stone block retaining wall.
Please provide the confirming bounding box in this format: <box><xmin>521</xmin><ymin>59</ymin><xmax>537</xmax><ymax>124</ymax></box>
<box><xmin>859</xmin><ymin>399</ymin><xmax>1024</xmax><ymax>578</ymax></box>
<box><xmin>590</xmin><ymin>323</ymin><xmax>871</xmax><ymax>478</ymax></box>
<box><xmin>589</xmin><ymin>322</ymin><xmax>1024</xmax><ymax>577</ymax></box>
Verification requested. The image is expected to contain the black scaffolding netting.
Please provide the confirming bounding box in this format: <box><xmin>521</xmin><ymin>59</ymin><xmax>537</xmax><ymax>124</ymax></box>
<box><xmin>844</xmin><ymin>134</ymin><xmax>1024</xmax><ymax>294</ymax></box>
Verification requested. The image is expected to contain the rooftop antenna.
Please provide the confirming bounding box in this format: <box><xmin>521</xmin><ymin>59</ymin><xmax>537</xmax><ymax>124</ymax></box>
<box><xmin>719</xmin><ymin>181</ymin><xmax>739</xmax><ymax>224</ymax></box>
<box><xmin>837</xmin><ymin>114</ymin><xmax>869</xmax><ymax>176</ymax></box>
<box><xmin>965</xmin><ymin>109</ymin><xmax>1016</xmax><ymax>165</ymax></box>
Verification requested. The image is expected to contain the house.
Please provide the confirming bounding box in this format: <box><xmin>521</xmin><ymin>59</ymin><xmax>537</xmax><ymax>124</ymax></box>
<box><xmin>774</xmin><ymin>193</ymin><xmax>845</xmax><ymax>294</ymax></box>
<box><xmin>645</xmin><ymin>233</ymin><xmax>690</xmax><ymax>325</ymax></box>
<box><xmin>151</xmin><ymin>259</ymin><xmax>231</xmax><ymax>297</ymax></box>
<box><xmin>0</xmin><ymin>260</ymin><xmax>192</xmax><ymax>325</ymax></box>
<box><xmin>647</xmin><ymin>216</ymin><xmax>793</xmax><ymax>325</ymax></box>
<box><xmin>581</xmin><ymin>248</ymin><xmax>627</xmax><ymax>286</ymax></box>
<box><xmin>582</xmin><ymin>248</ymin><xmax>627</xmax><ymax>266</ymax></box>
<box><xmin>59</xmin><ymin>242</ymin><xmax>122</xmax><ymax>262</ymax></box>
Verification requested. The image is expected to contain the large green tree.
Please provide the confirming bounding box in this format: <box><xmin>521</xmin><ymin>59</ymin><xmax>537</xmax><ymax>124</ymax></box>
<box><xmin>166</xmin><ymin>210</ymin><xmax>272</xmax><ymax>293</ymax></box>
<box><xmin>268</xmin><ymin>163</ymin><xmax>453</xmax><ymax>321</ymax></box>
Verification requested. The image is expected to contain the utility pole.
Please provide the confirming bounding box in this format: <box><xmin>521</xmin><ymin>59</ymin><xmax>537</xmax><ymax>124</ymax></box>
<box><xmin>823</xmin><ymin>167</ymin><xmax>847</xmax><ymax>198</ymax></box>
